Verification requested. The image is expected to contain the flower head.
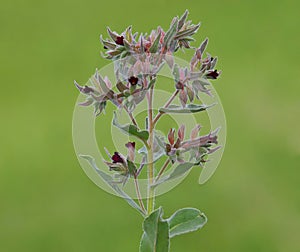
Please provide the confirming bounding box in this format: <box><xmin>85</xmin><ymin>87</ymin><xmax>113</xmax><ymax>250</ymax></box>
<box><xmin>165</xmin><ymin>125</ymin><xmax>220</xmax><ymax>165</ymax></box>
<box><xmin>103</xmin><ymin>142</ymin><xmax>137</xmax><ymax>184</ymax></box>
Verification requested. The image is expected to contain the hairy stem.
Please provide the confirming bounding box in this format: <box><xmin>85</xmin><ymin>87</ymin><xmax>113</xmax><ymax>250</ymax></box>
<box><xmin>147</xmin><ymin>85</ymin><xmax>155</xmax><ymax>215</ymax></box>
<box><xmin>124</xmin><ymin>106</ymin><xmax>138</xmax><ymax>127</ymax></box>
<box><xmin>134</xmin><ymin>176</ymin><xmax>146</xmax><ymax>214</ymax></box>
<box><xmin>153</xmin><ymin>90</ymin><xmax>179</xmax><ymax>126</ymax></box>
<box><xmin>155</xmin><ymin>159</ymin><xmax>170</xmax><ymax>183</ymax></box>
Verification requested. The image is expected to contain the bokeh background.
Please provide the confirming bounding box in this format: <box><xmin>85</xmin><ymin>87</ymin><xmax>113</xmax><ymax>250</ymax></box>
<box><xmin>1</xmin><ymin>0</ymin><xmax>299</xmax><ymax>251</ymax></box>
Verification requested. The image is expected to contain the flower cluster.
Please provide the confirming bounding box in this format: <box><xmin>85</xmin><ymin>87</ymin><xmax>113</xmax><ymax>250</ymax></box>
<box><xmin>165</xmin><ymin>125</ymin><xmax>220</xmax><ymax>164</ymax></box>
<box><xmin>172</xmin><ymin>37</ymin><xmax>221</xmax><ymax>107</ymax></box>
<box><xmin>101</xmin><ymin>10</ymin><xmax>200</xmax><ymax>60</ymax></box>
<box><xmin>103</xmin><ymin>142</ymin><xmax>137</xmax><ymax>184</ymax></box>
<box><xmin>74</xmin><ymin>68</ymin><xmax>152</xmax><ymax>114</ymax></box>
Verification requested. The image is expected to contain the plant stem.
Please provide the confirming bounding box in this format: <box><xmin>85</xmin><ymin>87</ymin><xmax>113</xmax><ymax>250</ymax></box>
<box><xmin>155</xmin><ymin>159</ymin><xmax>170</xmax><ymax>183</ymax></box>
<box><xmin>147</xmin><ymin>85</ymin><xmax>155</xmax><ymax>215</ymax></box>
<box><xmin>124</xmin><ymin>106</ymin><xmax>138</xmax><ymax>127</ymax></box>
<box><xmin>134</xmin><ymin>176</ymin><xmax>146</xmax><ymax>214</ymax></box>
<box><xmin>153</xmin><ymin>90</ymin><xmax>179</xmax><ymax>126</ymax></box>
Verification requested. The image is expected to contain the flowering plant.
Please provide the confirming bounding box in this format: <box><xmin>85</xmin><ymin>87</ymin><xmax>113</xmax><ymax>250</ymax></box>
<box><xmin>74</xmin><ymin>10</ymin><xmax>222</xmax><ymax>251</ymax></box>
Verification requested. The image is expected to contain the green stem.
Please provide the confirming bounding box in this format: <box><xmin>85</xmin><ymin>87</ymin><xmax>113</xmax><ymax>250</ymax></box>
<box><xmin>153</xmin><ymin>90</ymin><xmax>179</xmax><ymax>126</ymax></box>
<box><xmin>134</xmin><ymin>176</ymin><xmax>146</xmax><ymax>214</ymax></box>
<box><xmin>147</xmin><ymin>85</ymin><xmax>155</xmax><ymax>215</ymax></box>
<box><xmin>155</xmin><ymin>159</ymin><xmax>170</xmax><ymax>183</ymax></box>
<box><xmin>124</xmin><ymin>105</ymin><xmax>138</xmax><ymax>127</ymax></box>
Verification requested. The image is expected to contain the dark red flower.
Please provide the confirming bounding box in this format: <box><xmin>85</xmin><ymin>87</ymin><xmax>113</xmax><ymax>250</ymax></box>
<box><xmin>112</xmin><ymin>152</ymin><xmax>124</xmax><ymax>163</ymax></box>
<box><xmin>115</xmin><ymin>36</ymin><xmax>124</xmax><ymax>46</ymax></box>
<box><xmin>206</xmin><ymin>70</ymin><xmax>219</xmax><ymax>79</ymax></box>
<box><xmin>128</xmin><ymin>76</ymin><xmax>139</xmax><ymax>86</ymax></box>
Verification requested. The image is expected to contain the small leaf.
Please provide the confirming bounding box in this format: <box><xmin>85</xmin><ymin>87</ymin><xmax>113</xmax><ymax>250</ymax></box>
<box><xmin>149</xmin><ymin>32</ymin><xmax>161</xmax><ymax>53</ymax></box>
<box><xmin>167</xmin><ymin>208</ymin><xmax>207</xmax><ymax>238</ymax></box>
<box><xmin>123</xmin><ymin>39</ymin><xmax>132</xmax><ymax>52</ymax></box>
<box><xmin>100</xmin><ymin>35</ymin><xmax>117</xmax><ymax>50</ymax></box>
<box><xmin>159</xmin><ymin>104</ymin><xmax>213</xmax><ymax>114</ymax></box>
<box><xmin>172</xmin><ymin>64</ymin><xmax>180</xmax><ymax>82</ymax></box>
<box><xmin>186</xmin><ymin>86</ymin><xmax>194</xmax><ymax>102</ymax></box>
<box><xmin>199</xmin><ymin>78</ymin><xmax>211</xmax><ymax>86</ymax></box>
<box><xmin>95</xmin><ymin>72</ymin><xmax>110</xmax><ymax>94</ymax></box>
<box><xmin>125</xmin><ymin>25</ymin><xmax>132</xmax><ymax>43</ymax></box>
<box><xmin>113</xmin><ymin>112</ymin><xmax>149</xmax><ymax>141</ymax></box>
<box><xmin>163</xmin><ymin>18</ymin><xmax>178</xmax><ymax>49</ymax></box>
<box><xmin>174</xmin><ymin>24</ymin><xmax>200</xmax><ymax>40</ymax></box>
<box><xmin>179</xmin><ymin>90</ymin><xmax>188</xmax><ymax>107</ymax></box>
<box><xmin>140</xmin><ymin>207</ymin><xmax>170</xmax><ymax>252</ymax></box>
<box><xmin>107</xmin><ymin>27</ymin><xmax>118</xmax><ymax>41</ymax></box>
<box><xmin>199</xmin><ymin>37</ymin><xmax>209</xmax><ymax>54</ymax></box>
<box><xmin>116</xmin><ymin>81</ymin><xmax>128</xmax><ymax>92</ymax></box>
<box><xmin>178</xmin><ymin>10</ymin><xmax>189</xmax><ymax>30</ymax></box>
<box><xmin>79</xmin><ymin>155</ymin><xmax>145</xmax><ymax>216</ymax></box>
<box><xmin>153</xmin><ymin>162</ymin><xmax>194</xmax><ymax>187</ymax></box>
<box><xmin>189</xmin><ymin>71</ymin><xmax>203</xmax><ymax>80</ymax></box>
<box><xmin>127</xmin><ymin>159</ymin><xmax>137</xmax><ymax>176</ymax></box>
<box><xmin>210</xmin><ymin>57</ymin><xmax>218</xmax><ymax>69</ymax></box>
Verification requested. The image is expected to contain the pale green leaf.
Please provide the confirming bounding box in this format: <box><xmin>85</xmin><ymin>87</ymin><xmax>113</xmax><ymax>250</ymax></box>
<box><xmin>140</xmin><ymin>207</ymin><xmax>170</xmax><ymax>252</ymax></box>
<box><xmin>159</xmin><ymin>104</ymin><xmax>214</xmax><ymax>114</ymax></box>
<box><xmin>149</xmin><ymin>32</ymin><xmax>161</xmax><ymax>53</ymax></box>
<box><xmin>163</xmin><ymin>18</ymin><xmax>178</xmax><ymax>49</ymax></box>
<box><xmin>113</xmin><ymin>111</ymin><xmax>149</xmax><ymax>141</ymax></box>
<box><xmin>168</xmin><ymin>208</ymin><xmax>207</xmax><ymax>238</ymax></box>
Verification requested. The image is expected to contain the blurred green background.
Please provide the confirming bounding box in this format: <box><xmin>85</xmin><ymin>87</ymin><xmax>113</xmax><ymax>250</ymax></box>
<box><xmin>1</xmin><ymin>0</ymin><xmax>299</xmax><ymax>251</ymax></box>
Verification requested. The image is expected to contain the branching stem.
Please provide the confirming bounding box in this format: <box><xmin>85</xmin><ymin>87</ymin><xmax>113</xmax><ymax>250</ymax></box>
<box><xmin>124</xmin><ymin>106</ymin><xmax>138</xmax><ymax>127</ymax></box>
<box><xmin>155</xmin><ymin>159</ymin><xmax>171</xmax><ymax>183</ymax></box>
<box><xmin>134</xmin><ymin>176</ymin><xmax>146</xmax><ymax>214</ymax></box>
<box><xmin>153</xmin><ymin>90</ymin><xmax>179</xmax><ymax>126</ymax></box>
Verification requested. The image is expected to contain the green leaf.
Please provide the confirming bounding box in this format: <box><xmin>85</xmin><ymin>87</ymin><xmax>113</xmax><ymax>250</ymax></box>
<box><xmin>113</xmin><ymin>111</ymin><xmax>149</xmax><ymax>141</ymax></box>
<box><xmin>167</xmin><ymin>208</ymin><xmax>207</xmax><ymax>238</ymax></box>
<box><xmin>163</xmin><ymin>18</ymin><xmax>178</xmax><ymax>49</ymax></box>
<box><xmin>100</xmin><ymin>35</ymin><xmax>116</xmax><ymax>50</ymax></box>
<box><xmin>153</xmin><ymin>162</ymin><xmax>194</xmax><ymax>187</ymax></box>
<box><xmin>127</xmin><ymin>159</ymin><xmax>137</xmax><ymax>176</ymax></box>
<box><xmin>159</xmin><ymin>104</ymin><xmax>214</xmax><ymax>114</ymax></box>
<box><xmin>123</xmin><ymin>39</ymin><xmax>132</xmax><ymax>52</ymax></box>
<box><xmin>140</xmin><ymin>207</ymin><xmax>170</xmax><ymax>252</ymax></box>
<box><xmin>79</xmin><ymin>155</ymin><xmax>145</xmax><ymax>216</ymax></box>
<box><xmin>96</xmin><ymin>72</ymin><xmax>110</xmax><ymax>94</ymax></box>
<box><xmin>107</xmin><ymin>27</ymin><xmax>118</xmax><ymax>41</ymax></box>
<box><xmin>174</xmin><ymin>24</ymin><xmax>200</xmax><ymax>40</ymax></box>
<box><xmin>149</xmin><ymin>32</ymin><xmax>161</xmax><ymax>53</ymax></box>
<box><xmin>199</xmin><ymin>37</ymin><xmax>209</xmax><ymax>54</ymax></box>
<box><xmin>178</xmin><ymin>10</ymin><xmax>189</xmax><ymax>30</ymax></box>
<box><xmin>125</xmin><ymin>25</ymin><xmax>132</xmax><ymax>43</ymax></box>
